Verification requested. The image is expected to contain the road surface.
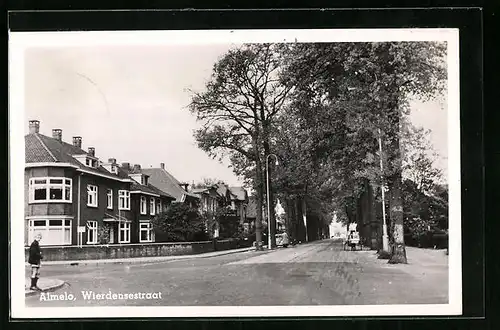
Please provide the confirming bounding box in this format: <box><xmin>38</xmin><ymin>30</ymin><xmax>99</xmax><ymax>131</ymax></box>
<box><xmin>25</xmin><ymin>239</ymin><xmax>448</xmax><ymax>306</ymax></box>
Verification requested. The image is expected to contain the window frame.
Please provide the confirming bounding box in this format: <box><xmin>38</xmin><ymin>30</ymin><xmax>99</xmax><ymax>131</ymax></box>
<box><xmin>140</xmin><ymin>196</ymin><xmax>147</xmax><ymax>215</ymax></box>
<box><xmin>27</xmin><ymin>218</ymin><xmax>72</xmax><ymax>246</ymax></box>
<box><xmin>87</xmin><ymin>220</ymin><xmax>98</xmax><ymax>244</ymax></box>
<box><xmin>118</xmin><ymin>190</ymin><xmax>130</xmax><ymax>210</ymax></box>
<box><xmin>28</xmin><ymin>177</ymin><xmax>72</xmax><ymax>203</ymax></box>
<box><xmin>150</xmin><ymin>197</ymin><xmax>155</xmax><ymax>215</ymax></box>
<box><xmin>119</xmin><ymin>222</ymin><xmax>131</xmax><ymax>243</ymax></box>
<box><xmin>87</xmin><ymin>184</ymin><xmax>98</xmax><ymax>207</ymax></box>
<box><xmin>156</xmin><ymin>199</ymin><xmax>162</xmax><ymax>214</ymax></box>
<box><xmin>106</xmin><ymin>188</ymin><xmax>113</xmax><ymax>210</ymax></box>
<box><xmin>139</xmin><ymin>221</ymin><xmax>154</xmax><ymax>243</ymax></box>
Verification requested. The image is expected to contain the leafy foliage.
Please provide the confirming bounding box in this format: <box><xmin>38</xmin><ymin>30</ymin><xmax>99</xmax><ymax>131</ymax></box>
<box><xmin>151</xmin><ymin>203</ymin><xmax>208</xmax><ymax>242</ymax></box>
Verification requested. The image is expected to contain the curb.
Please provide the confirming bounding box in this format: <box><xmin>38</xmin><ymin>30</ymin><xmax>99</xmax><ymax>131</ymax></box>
<box><xmin>25</xmin><ymin>280</ymin><xmax>66</xmax><ymax>297</ymax></box>
<box><xmin>32</xmin><ymin>247</ymin><xmax>256</xmax><ymax>266</ymax></box>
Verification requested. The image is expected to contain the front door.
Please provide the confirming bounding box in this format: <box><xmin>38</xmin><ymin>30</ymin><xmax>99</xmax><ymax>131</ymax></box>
<box><xmin>109</xmin><ymin>225</ymin><xmax>115</xmax><ymax>244</ymax></box>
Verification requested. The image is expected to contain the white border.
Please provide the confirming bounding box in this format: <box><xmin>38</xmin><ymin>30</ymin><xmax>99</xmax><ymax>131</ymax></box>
<box><xmin>9</xmin><ymin>28</ymin><xmax>461</xmax><ymax>318</ymax></box>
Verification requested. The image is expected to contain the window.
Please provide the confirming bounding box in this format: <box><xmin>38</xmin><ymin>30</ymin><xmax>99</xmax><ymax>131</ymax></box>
<box><xmin>156</xmin><ymin>199</ymin><xmax>162</xmax><ymax>214</ymax></box>
<box><xmin>140</xmin><ymin>196</ymin><xmax>147</xmax><ymax>215</ymax></box>
<box><xmin>87</xmin><ymin>221</ymin><xmax>98</xmax><ymax>244</ymax></box>
<box><xmin>87</xmin><ymin>185</ymin><xmax>98</xmax><ymax>207</ymax></box>
<box><xmin>28</xmin><ymin>177</ymin><xmax>72</xmax><ymax>203</ymax></box>
<box><xmin>119</xmin><ymin>222</ymin><xmax>131</xmax><ymax>243</ymax></box>
<box><xmin>118</xmin><ymin>190</ymin><xmax>130</xmax><ymax>210</ymax></box>
<box><xmin>139</xmin><ymin>221</ymin><xmax>154</xmax><ymax>242</ymax></box>
<box><xmin>150</xmin><ymin>198</ymin><xmax>155</xmax><ymax>215</ymax></box>
<box><xmin>107</xmin><ymin>189</ymin><xmax>113</xmax><ymax>209</ymax></box>
<box><xmin>28</xmin><ymin>219</ymin><xmax>72</xmax><ymax>246</ymax></box>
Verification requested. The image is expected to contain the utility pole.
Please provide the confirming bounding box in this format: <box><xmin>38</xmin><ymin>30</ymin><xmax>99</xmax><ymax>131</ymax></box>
<box><xmin>266</xmin><ymin>154</ymin><xmax>279</xmax><ymax>249</ymax></box>
<box><xmin>302</xmin><ymin>199</ymin><xmax>308</xmax><ymax>242</ymax></box>
<box><xmin>378</xmin><ymin>128</ymin><xmax>389</xmax><ymax>253</ymax></box>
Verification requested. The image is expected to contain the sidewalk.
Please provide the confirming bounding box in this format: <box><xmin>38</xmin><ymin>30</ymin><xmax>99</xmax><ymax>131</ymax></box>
<box><xmin>28</xmin><ymin>246</ymin><xmax>256</xmax><ymax>266</ymax></box>
<box><xmin>25</xmin><ymin>278</ymin><xmax>66</xmax><ymax>296</ymax></box>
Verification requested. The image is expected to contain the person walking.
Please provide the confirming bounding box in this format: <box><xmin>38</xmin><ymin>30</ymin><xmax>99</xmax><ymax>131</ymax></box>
<box><xmin>28</xmin><ymin>234</ymin><xmax>43</xmax><ymax>291</ymax></box>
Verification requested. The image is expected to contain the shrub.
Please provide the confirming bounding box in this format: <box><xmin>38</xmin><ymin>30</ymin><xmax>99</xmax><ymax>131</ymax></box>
<box><xmin>151</xmin><ymin>203</ymin><xmax>208</xmax><ymax>242</ymax></box>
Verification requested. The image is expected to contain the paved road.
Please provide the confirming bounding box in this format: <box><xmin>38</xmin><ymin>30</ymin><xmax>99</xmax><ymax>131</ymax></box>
<box><xmin>25</xmin><ymin>240</ymin><xmax>448</xmax><ymax>307</ymax></box>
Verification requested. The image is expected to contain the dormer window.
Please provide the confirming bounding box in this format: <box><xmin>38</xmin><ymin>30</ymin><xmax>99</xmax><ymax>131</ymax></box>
<box><xmin>129</xmin><ymin>173</ymin><xmax>148</xmax><ymax>185</ymax></box>
<box><xmin>74</xmin><ymin>154</ymin><xmax>99</xmax><ymax>169</ymax></box>
<box><xmin>103</xmin><ymin>163</ymin><xmax>118</xmax><ymax>174</ymax></box>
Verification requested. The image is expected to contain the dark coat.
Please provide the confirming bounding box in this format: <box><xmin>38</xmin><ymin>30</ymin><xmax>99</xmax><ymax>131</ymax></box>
<box><xmin>28</xmin><ymin>240</ymin><xmax>42</xmax><ymax>265</ymax></box>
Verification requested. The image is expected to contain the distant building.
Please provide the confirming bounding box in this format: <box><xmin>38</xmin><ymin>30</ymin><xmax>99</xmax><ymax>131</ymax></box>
<box><xmin>141</xmin><ymin>164</ymin><xmax>200</xmax><ymax>208</ymax></box>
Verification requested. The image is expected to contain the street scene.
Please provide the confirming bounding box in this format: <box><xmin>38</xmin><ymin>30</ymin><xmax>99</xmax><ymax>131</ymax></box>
<box><xmin>13</xmin><ymin>29</ymin><xmax>456</xmax><ymax>315</ymax></box>
<box><xmin>25</xmin><ymin>239</ymin><xmax>448</xmax><ymax>307</ymax></box>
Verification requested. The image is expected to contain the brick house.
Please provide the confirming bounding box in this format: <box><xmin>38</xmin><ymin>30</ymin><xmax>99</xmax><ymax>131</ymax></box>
<box><xmin>25</xmin><ymin>120</ymin><xmax>134</xmax><ymax>246</ymax></box>
<box><xmin>120</xmin><ymin>163</ymin><xmax>176</xmax><ymax>243</ymax></box>
<box><xmin>24</xmin><ymin>120</ymin><xmax>177</xmax><ymax>246</ymax></box>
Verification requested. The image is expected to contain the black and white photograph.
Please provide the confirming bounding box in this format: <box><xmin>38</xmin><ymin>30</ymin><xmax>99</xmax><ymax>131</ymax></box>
<box><xmin>9</xmin><ymin>28</ymin><xmax>461</xmax><ymax>318</ymax></box>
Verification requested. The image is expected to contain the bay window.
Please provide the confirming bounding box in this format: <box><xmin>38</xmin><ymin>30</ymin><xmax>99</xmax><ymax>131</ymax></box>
<box><xmin>27</xmin><ymin>219</ymin><xmax>72</xmax><ymax>246</ymax></box>
<box><xmin>87</xmin><ymin>185</ymin><xmax>98</xmax><ymax>207</ymax></box>
<box><xmin>28</xmin><ymin>177</ymin><xmax>72</xmax><ymax>203</ymax></box>
<box><xmin>139</xmin><ymin>221</ymin><xmax>154</xmax><ymax>242</ymax></box>
<box><xmin>119</xmin><ymin>222</ymin><xmax>131</xmax><ymax>243</ymax></box>
<box><xmin>118</xmin><ymin>190</ymin><xmax>130</xmax><ymax>210</ymax></box>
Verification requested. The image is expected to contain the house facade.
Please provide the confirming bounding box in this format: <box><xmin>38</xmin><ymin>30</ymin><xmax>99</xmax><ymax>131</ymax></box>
<box><xmin>121</xmin><ymin>163</ymin><xmax>176</xmax><ymax>243</ymax></box>
<box><xmin>24</xmin><ymin>120</ymin><xmax>175</xmax><ymax>247</ymax></box>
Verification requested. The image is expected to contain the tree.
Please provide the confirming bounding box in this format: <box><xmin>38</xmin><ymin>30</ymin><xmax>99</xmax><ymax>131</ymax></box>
<box><xmin>277</xmin><ymin>42</ymin><xmax>447</xmax><ymax>263</ymax></box>
<box><xmin>188</xmin><ymin>43</ymin><xmax>293</xmax><ymax>249</ymax></box>
<box><xmin>151</xmin><ymin>203</ymin><xmax>208</xmax><ymax>242</ymax></box>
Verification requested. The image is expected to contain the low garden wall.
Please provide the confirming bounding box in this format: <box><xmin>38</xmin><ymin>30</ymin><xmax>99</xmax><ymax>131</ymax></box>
<box><xmin>25</xmin><ymin>239</ymin><xmax>253</xmax><ymax>262</ymax></box>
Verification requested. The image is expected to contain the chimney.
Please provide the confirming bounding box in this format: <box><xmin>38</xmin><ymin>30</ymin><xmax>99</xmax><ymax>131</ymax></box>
<box><xmin>52</xmin><ymin>129</ymin><xmax>62</xmax><ymax>142</ymax></box>
<box><xmin>122</xmin><ymin>162</ymin><xmax>130</xmax><ymax>170</ymax></box>
<box><xmin>160</xmin><ymin>163</ymin><xmax>165</xmax><ymax>170</ymax></box>
<box><xmin>29</xmin><ymin>120</ymin><xmax>40</xmax><ymax>134</ymax></box>
<box><xmin>72</xmin><ymin>136</ymin><xmax>82</xmax><ymax>149</ymax></box>
<box><xmin>133</xmin><ymin>164</ymin><xmax>141</xmax><ymax>173</ymax></box>
<box><xmin>108</xmin><ymin>158</ymin><xmax>117</xmax><ymax>164</ymax></box>
<box><xmin>88</xmin><ymin>147</ymin><xmax>95</xmax><ymax>157</ymax></box>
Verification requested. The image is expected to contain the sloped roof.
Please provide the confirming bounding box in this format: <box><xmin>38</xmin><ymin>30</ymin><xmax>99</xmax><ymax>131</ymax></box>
<box><xmin>229</xmin><ymin>186</ymin><xmax>248</xmax><ymax>201</ymax></box>
<box><xmin>25</xmin><ymin>133</ymin><xmax>129</xmax><ymax>181</ymax></box>
<box><xmin>191</xmin><ymin>188</ymin><xmax>209</xmax><ymax>194</ymax></box>
<box><xmin>141</xmin><ymin>167</ymin><xmax>199</xmax><ymax>202</ymax></box>
<box><xmin>146</xmin><ymin>184</ymin><xmax>176</xmax><ymax>199</ymax></box>
<box><xmin>25</xmin><ymin>134</ymin><xmax>55</xmax><ymax>163</ymax></box>
<box><xmin>130</xmin><ymin>182</ymin><xmax>175</xmax><ymax>199</ymax></box>
<box><xmin>215</xmin><ymin>183</ymin><xmax>231</xmax><ymax>200</ymax></box>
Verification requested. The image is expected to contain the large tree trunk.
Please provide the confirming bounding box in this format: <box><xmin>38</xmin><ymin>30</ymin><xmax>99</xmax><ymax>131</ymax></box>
<box><xmin>388</xmin><ymin>173</ymin><xmax>407</xmax><ymax>263</ymax></box>
<box><xmin>293</xmin><ymin>197</ymin><xmax>299</xmax><ymax>242</ymax></box>
<box><xmin>387</xmin><ymin>89</ymin><xmax>407</xmax><ymax>264</ymax></box>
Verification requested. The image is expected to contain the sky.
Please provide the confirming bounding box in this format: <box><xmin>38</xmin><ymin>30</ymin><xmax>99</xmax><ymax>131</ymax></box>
<box><xmin>24</xmin><ymin>44</ymin><xmax>448</xmax><ymax>187</ymax></box>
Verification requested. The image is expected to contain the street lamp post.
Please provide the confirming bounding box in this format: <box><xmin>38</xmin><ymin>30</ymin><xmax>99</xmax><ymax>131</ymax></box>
<box><xmin>266</xmin><ymin>154</ymin><xmax>279</xmax><ymax>250</ymax></box>
<box><xmin>378</xmin><ymin>128</ymin><xmax>389</xmax><ymax>252</ymax></box>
